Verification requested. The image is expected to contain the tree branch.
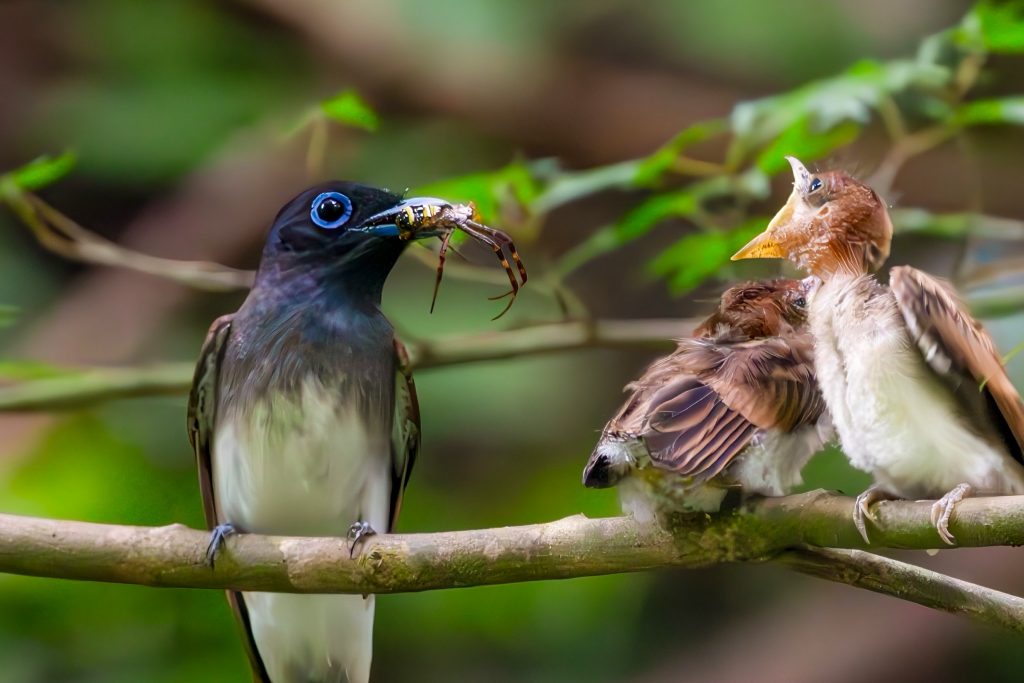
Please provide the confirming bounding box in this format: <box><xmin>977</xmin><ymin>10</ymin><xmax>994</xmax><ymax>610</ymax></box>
<box><xmin>2</xmin><ymin>492</ymin><xmax>1024</xmax><ymax>631</ymax></box>
<box><xmin>0</xmin><ymin>318</ymin><xmax>688</xmax><ymax>411</ymax></box>
<box><xmin>779</xmin><ymin>547</ymin><xmax>1024</xmax><ymax>633</ymax></box>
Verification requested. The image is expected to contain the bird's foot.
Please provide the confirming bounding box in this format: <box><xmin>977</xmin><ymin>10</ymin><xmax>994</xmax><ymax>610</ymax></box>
<box><xmin>929</xmin><ymin>483</ymin><xmax>973</xmax><ymax>546</ymax></box>
<box><xmin>205</xmin><ymin>522</ymin><xmax>237</xmax><ymax>568</ymax></box>
<box><xmin>853</xmin><ymin>485</ymin><xmax>899</xmax><ymax>544</ymax></box>
<box><xmin>347</xmin><ymin>520</ymin><xmax>377</xmax><ymax>559</ymax></box>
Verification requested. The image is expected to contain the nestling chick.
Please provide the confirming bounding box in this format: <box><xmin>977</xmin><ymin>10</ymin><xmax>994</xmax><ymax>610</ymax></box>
<box><xmin>582</xmin><ymin>279</ymin><xmax>830</xmax><ymax>519</ymax></box>
<box><xmin>733</xmin><ymin>157</ymin><xmax>1024</xmax><ymax>545</ymax></box>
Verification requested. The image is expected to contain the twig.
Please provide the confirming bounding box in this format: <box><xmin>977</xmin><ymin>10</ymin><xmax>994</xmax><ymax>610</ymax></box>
<box><xmin>0</xmin><ymin>318</ymin><xmax>689</xmax><ymax>411</ymax></box>
<box><xmin>0</xmin><ymin>188</ymin><xmax>254</xmax><ymax>292</ymax></box>
<box><xmin>1</xmin><ymin>492</ymin><xmax>1024</xmax><ymax>632</ymax></box>
<box><xmin>779</xmin><ymin>547</ymin><xmax>1024</xmax><ymax>633</ymax></box>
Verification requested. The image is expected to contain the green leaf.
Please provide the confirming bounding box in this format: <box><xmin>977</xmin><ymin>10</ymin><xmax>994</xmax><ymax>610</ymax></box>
<box><xmin>4</xmin><ymin>152</ymin><xmax>77</xmax><ymax>191</ymax></box>
<box><xmin>731</xmin><ymin>59</ymin><xmax>950</xmax><ymax>159</ymax></box>
<box><xmin>956</xmin><ymin>97</ymin><xmax>1024</xmax><ymax>126</ymax></box>
<box><xmin>755</xmin><ymin>116</ymin><xmax>860</xmax><ymax>175</ymax></box>
<box><xmin>414</xmin><ymin>160</ymin><xmax>541</xmax><ymax>224</ymax></box>
<box><xmin>320</xmin><ymin>89</ymin><xmax>379</xmax><ymax>132</ymax></box>
<box><xmin>961</xmin><ymin>2</ymin><xmax>1024</xmax><ymax>54</ymax></box>
<box><xmin>0</xmin><ymin>305</ymin><xmax>16</xmax><ymax>328</ymax></box>
<box><xmin>633</xmin><ymin>119</ymin><xmax>728</xmax><ymax>187</ymax></box>
<box><xmin>0</xmin><ymin>360</ymin><xmax>83</xmax><ymax>381</ymax></box>
<box><xmin>614</xmin><ymin>190</ymin><xmax>698</xmax><ymax>242</ymax></box>
<box><xmin>649</xmin><ymin>219</ymin><xmax>766</xmax><ymax>294</ymax></box>
<box><xmin>554</xmin><ymin>189</ymin><xmax>699</xmax><ymax>277</ymax></box>
<box><xmin>531</xmin><ymin>160</ymin><xmax>641</xmax><ymax>214</ymax></box>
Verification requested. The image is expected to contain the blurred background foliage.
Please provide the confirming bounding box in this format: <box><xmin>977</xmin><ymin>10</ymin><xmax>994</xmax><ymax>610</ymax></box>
<box><xmin>2</xmin><ymin>1</ymin><xmax>1024</xmax><ymax>681</ymax></box>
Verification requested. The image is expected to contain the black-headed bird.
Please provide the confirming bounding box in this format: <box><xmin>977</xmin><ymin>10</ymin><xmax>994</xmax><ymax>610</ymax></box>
<box><xmin>732</xmin><ymin>157</ymin><xmax>1024</xmax><ymax>544</ymax></box>
<box><xmin>583</xmin><ymin>279</ymin><xmax>830</xmax><ymax>516</ymax></box>
<box><xmin>188</xmin><ymin>183</ymin><xmax>434</xmax><ymax>683</ymax></box>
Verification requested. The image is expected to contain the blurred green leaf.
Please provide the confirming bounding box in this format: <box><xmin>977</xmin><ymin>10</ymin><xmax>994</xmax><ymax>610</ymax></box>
<box><xmin>633</xmin><ymin>119</ymin><xmax>728</xmax><ymax>186</ymax></box>
<box><xmin>755</xmin><ymin>117</ymin><xmax>860</xmax><ymax>174</ymax></box>
<box><xmin>414</xmin><ymin>160</ymin><xmax>541</xmax><ymax>224</ymax></box>
<box><xmin>0</xmin><ymin>305</ymin><xmax>16</xmax><ymax>327</ymax></box>
<box><xmin>3</xmin><ymin>152</ymin><xmax>77</xmax><ymax>191</ymax></box>
<box><xmin>731</xmin><ymin>58</ymin><xmax>950</xmax><ymax>158</ymax></box>
<box><xmin>615</xmin><ymin>190</ymin><xmax>698</xmax><ymax>242</ymax></box>
<box><xmin>961</xmin><ymin>1</ymin><xmax>1024</xmax><ymax>54</ymax></box>
<box><xmin>531</xmin><ymin>160</ymin><xmax>640</xmax><ymax>214</ymax></box>
<box><xmin>649</xmin><ymin>219</ymin><xmax>765</xmax><ymax>294</ymax></box>
<box><xmin>320</xmin><ymin>89</ymin><xmax>380</xmax><ymax>132</ymax></box>
<box><xmin>956</xmin><ymin>96</ymin><xmax>1024</xmax><ymax>125</ymax></box>
<box><xmin>0</xmin><ymin>360</ymin><xmax>82</xmax><ymax>381</ymax></box>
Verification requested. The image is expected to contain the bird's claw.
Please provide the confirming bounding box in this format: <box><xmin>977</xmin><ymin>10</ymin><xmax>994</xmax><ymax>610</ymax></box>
<box><xmin>347</xmin><ymin>520</ymin><xmax>377</xmax><ymax>559</ymax></box>
<box><xmin>929</xmin><ymin>483</ymin><xmax>973</xmax><ymax>546</ymax></box>
<box><xmin>853</xmin><ymin>485</ymin><xmax>896</xmax><ymax>544</ymax></box>
<box><xmin>206</xmin><ymin>522</ymin><xmax>237</xmax><ymax>568</ymax></box>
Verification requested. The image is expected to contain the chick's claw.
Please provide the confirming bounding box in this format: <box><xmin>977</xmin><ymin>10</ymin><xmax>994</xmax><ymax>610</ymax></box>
<box><xmin>853</xmin><ymin>485</ymin><xmax>898</xmax><ymax>544</ymax></box>
<box><xmin>930</xmin><ymin>482</ymin><xmax>973</xmax><ymax>546</ymax></box>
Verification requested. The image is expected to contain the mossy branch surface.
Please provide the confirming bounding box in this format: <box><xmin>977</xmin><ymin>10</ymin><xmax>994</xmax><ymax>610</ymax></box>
<box><xmin>2</xmin><ymin>491</ymin><xmax>1024</xmax><ymax>631</ymax></box>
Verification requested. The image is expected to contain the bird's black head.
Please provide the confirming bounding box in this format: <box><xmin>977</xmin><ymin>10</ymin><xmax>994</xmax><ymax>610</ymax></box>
<box><xmin>255</xmin><ymin>181</ymin><xmax>436</xmax><ymax>301</ymax></box>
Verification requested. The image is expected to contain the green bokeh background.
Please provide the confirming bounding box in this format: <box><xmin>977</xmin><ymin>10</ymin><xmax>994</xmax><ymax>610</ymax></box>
<box><xmin>1</xmin><ymin>1</ymin><xmax>1023</xmax><ymax>681</ymax></box>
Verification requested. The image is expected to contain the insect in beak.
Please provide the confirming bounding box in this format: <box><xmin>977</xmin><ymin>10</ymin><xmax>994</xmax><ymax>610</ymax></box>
<box><xmin>363</xmin><ymin>197</ymin><xmax>528</xmax><ymax>319</ymax></box>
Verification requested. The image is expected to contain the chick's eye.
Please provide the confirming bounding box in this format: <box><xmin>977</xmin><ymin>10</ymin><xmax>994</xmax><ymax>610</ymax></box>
<box><xmin>793</xmin><ymin>296</ymin><xmax>807</xmax><ymax>308</ymax></box>
<box><xmin>808</xmin><ymin>177</ymin><xmax>823</xmax><ymax>193</ymax></box>
<box><xmin>310</xmin><ymin>191</ymin><xmax>353</xmax><ymax>229</ymax></box>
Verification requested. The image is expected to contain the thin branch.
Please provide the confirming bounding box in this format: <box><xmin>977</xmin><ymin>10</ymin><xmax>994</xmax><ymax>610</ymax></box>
<box><xmin>779</xmin><ymin>547</ymin><xmax>1024</xmax><ymax>633</ymax></box>
<box><xmin>2</xmin><ymin>492</ymin><xmax>1024</xmax><ymax>632</ymax></box>
<box><xmin>0</xmin><ymin>318</ymin><xmax>689</xmax><ymax>411</ymax></box>
<box><xmin>0</xmin><ymin>188</ymin><xmax>254</xmax><ymax>292</ymax></box>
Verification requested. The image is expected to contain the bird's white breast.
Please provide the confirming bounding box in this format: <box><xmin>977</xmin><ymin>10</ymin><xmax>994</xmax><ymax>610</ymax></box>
<box><xmin>811</xmin><ymin>275</ymin><xmax>1024</xmax><ymax>498</ymax></box>
<box><xmin>213</xmin><ymin>374</ymin><xmax>391</xmax><ymax>683</ymax></box>
<box><xmin>729</xmin><ymin>421</ymin><xmax>831</xmax><ymax>497</ymax></box>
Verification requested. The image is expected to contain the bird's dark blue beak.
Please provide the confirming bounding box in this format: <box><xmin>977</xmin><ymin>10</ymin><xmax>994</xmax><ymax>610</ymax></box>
<box><xmin>356</xmin><ymin>197</ymin><xmax>453</xmax><ymax>239</ymax></box>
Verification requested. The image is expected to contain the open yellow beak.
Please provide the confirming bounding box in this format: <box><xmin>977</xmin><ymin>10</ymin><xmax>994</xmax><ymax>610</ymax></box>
<box><xmin>731</xmin><ymin>185</ymin><xmax>802</xmax><ymax>261</ymax></box>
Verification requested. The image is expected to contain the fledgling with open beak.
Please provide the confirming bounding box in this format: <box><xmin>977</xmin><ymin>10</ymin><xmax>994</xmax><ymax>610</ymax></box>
<box><xmin>187</xmin><ymin>183</ymin><xmax>438</xmax><ymax>683</ymax></box>
<box><xmin>732</xmin><ymin>157</ymin><xmax>1024</xmax><ymax>545</ymax></box>
<box><xmin>582</xmin><ymin>279</ymin><xmax>830</xmax><ymax>517</ymax></box>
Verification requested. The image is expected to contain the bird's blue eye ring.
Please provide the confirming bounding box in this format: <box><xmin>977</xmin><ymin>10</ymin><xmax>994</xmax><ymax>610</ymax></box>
<box><xmin>808</xmin><ymin>177</ymin><xmax>823</xmax><ymax>193</ymax></box>
<box><xmin>310</xmin><ymin>191</ymin><xmax>353</xmax><ymax>229</ymax></box>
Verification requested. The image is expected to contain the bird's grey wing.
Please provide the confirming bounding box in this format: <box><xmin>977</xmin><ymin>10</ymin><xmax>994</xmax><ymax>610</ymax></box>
<box><xmin>187</xmin><ymin>314</ymin><xmax>271</xmax><ymax>683</ymax></box>
<box><xmin>389</xmin><ymin>337</ymin><xmax>421</xmax><ymax>531</ymax></box>
<box><xmin>891</xmin><ymin>265</ymin><xmax>1024</xmax><ymax>465</ymax></box>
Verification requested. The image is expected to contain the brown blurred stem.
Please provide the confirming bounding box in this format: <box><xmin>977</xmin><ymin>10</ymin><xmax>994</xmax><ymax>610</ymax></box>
<box><xmin>0</xmin><ymin>318</ymin><xmax>689</xmax><ymax>411</ymax></box>
<box><xmin>0</xmin><ymin>186</ymin><xmax>254</xmax><ymax>292</ymax></box>
<box><xmin>779</xmin><ymin>547</ymin><xmax>1024</xmax><ymax>633</ymax></box>
<box><xmin>1</xmin><ymin>492</ymin><xmax>1024</xmax><ymax>632</ymax></box>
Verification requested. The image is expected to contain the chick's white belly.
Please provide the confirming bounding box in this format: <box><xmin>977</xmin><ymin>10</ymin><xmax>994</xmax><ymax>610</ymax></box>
<box><xmin>730</xmin><ymin>423</ymin><xmax>828</xmax><ymax>497</ymax></box>
<box><xmin>817</xmin><ymin>291</ymin><xmax>1024</xmax><ymax>498</ymax></box>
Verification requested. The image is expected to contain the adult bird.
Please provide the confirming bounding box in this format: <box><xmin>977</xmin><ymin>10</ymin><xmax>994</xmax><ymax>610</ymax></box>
<box><xmin>732</xmin><ymin>157</ymin><xmax>1024</xmax><ymax>544</ymax></box>
<box><xmin>583</xmin><ymin>278</ymin><xmax>829</xmax><ymax>517</ymax></box>
<box><xmin>187</xmin><ymin>183</ymin><xmax>431</xmax><ymax>683</ymax></box>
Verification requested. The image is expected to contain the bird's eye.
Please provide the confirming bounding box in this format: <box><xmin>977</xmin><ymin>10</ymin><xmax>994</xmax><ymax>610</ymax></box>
<box><xmin>793</xmin><ymin>296</ymin><xmax>807</xmax><ymax>308</ymax></box>
<box><xmin>808</xmin><ymin>177</ymin><xmax>823</xmax><ymax>193</ymax></box>
<box><xmin>310</xmin><ymin>191</ymin><xmax>353</xmax><ymax>229</ymax></box>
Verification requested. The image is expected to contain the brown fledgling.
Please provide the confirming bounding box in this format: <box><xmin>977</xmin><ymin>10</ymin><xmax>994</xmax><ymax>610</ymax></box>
<box><xmin>582</xmin><ymin>278</ymin><xmax>830</xmax><ymax>517</ymax></box>
<box><xmin>733</xmin><ymin>157</ymin><xmax>1024</xmax><ymax>545</ymax></box>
